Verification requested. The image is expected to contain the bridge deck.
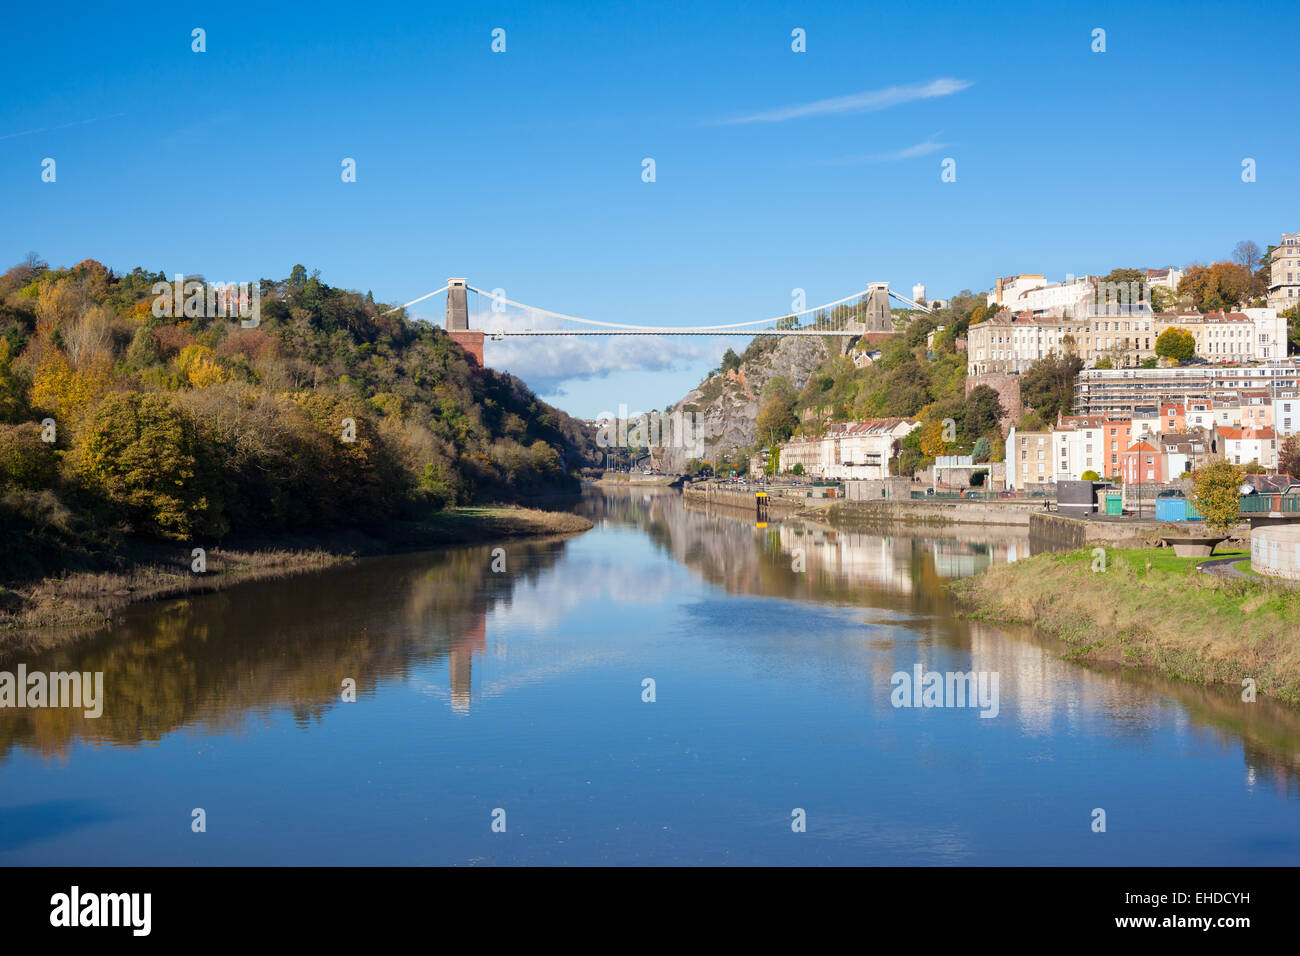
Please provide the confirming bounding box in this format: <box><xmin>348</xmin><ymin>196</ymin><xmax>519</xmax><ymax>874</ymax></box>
<box><xmin>484</xmin><ymin>329</ymin><xmax>870</xmax><ymax>336</ymax></box>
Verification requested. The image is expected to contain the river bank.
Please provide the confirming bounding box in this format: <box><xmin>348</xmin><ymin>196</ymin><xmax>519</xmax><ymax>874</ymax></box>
<box><xmin>948</xmin><ymin>544</ymin><xmax>1300</xmax><ymax>704</ymax></box>
<box><xmin>0</xmin><ymin>506</ymin><xmax>593</xmax><ymax>638</ymax></box>
<box><xmin>590</xmin><ymin>471</ymin><xmax>681</xmax><ymax>487</ymax></box>
<box><xmin>680</xmin><ymin>483</ymin><xmax>813</xmax><ymax>515</ymax></box>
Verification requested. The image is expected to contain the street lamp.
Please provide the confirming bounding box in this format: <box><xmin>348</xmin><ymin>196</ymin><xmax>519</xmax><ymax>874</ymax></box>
<box><xmin>1137</xmin><ymin>428</ymin><xmax>1151</xmax><ymax>519</ymax></box>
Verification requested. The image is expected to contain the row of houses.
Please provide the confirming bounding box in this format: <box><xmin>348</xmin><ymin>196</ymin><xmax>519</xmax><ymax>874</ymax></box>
<box><xmin>966</xmin><ymin>307</ymin><xmax>1286</xmax><ymax>375</ymax></box>
<box><xmin>1005</xmin><ymin>400</ymin><xmax>1285</xmax><ymax>489</ymax></box>
<box><xmin>777</xmin><ymin>419</ymin><xmax>919</xmax><ymax>480</ymax></box>
<box><xmin>772</xmin><ymin>408</ymin><xmax>1282</xmax><ymax>490</ymax></box>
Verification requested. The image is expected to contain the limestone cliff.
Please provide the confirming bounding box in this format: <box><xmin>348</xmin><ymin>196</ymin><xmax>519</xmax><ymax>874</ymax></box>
<box><xmin>658</xmin><ymin>336</ymin><xmax>836</xmax><ymax>472</ymax></box>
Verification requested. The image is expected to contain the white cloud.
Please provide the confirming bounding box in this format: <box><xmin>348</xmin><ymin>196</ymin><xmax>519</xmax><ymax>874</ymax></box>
<box><xmin>418</xmin><ymin>305</ymin><xmax>713</xmax><ymax>392</ymax></box>
<box><xmin>715</xmin><ymin>78</ymin><xmax>973</xmax><ymax>125</ymax></box>
<box><xmin>817</xmin><ymin>133</ymin><xmax>950</xmax><ymax>165</ymax></box>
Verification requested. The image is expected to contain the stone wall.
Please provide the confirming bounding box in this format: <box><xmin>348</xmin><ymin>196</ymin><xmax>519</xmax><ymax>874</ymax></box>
<box><xmin>966</xmin><ymin>372</ymin><xmax>1022</xmax><ymax>424</ymax></box>
<box><xmin>845</xmin><ymin>477</ymin><xmax>917</xmax><ymax>501</ymax></box>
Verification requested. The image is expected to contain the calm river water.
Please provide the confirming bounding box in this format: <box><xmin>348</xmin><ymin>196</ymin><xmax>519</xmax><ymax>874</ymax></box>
<box><xmin>2</xmin><ymin>487</ymin><xmax>1298</xmax><ymax>865</ymax></box>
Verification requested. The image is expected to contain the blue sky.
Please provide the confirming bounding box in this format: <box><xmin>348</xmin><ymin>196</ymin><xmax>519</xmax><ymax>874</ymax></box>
<box><xmin>2</xmin><ymin>0</ymin><xmax>1296</xmax><ymax>417</ymax></box>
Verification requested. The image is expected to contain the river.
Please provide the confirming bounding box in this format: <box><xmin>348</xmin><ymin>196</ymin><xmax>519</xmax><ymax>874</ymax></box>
<box><xmin>1</xmin><ymin>486</ymin><xmax>1298</xmax><ymax>865</ymax></box>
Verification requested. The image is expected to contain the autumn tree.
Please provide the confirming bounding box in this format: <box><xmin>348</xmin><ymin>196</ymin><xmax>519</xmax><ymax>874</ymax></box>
<box><xmin>1279</xmin><ymin>434</ymin><xmax>1300</xmax><ymax>479</ymax></box>
<box><xmin>1155</xmin><ymin>327</ymin><xmax>1196</xmax><ymax>364</ymax></box>
<box><xmin>34</xmin><ymin>279</ymin><xmax>79</xmax><ymax>337</ymax></box>
<box><xmin>287</xmin><ymin>391</ymin><xmax>407</xmax><ymax>526</ymax></box>
<box><xmin>1190</xmin><ymin>459</ymin><xmax>1244</xmax><ymax>536</ymax></box>
<box><xmin>62</xmin><ymin>304</ymin><xmax>114</xmax><ymax>367</ymax></box>
<box><xmin>175</xmin><ymin>344</ymin><xmax>230</xmax><ymax>387</ymax></box>
<box><xmin>920</xmin><ymin>418</ymin><xmax>954</xmax><ymax>458</ymax></box>
<box><xmin>1178</xmin><ymin>262</ymin><xmax>1257</xmax><ymax>311</ymax></box>
<box><xmin>29</xmin><ymin>349</ymin><xmax>113</xmax><ymax>428</ymax></box>
<box><xmin>73</xmin><ymin>392</ymin><xmax>227</xmax><ymax>539</ymax></box>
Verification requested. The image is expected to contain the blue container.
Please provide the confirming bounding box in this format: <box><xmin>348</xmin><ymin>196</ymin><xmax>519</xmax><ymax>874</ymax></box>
<box><xmin>1155</xmin><ymin>497</ymin><xmax>1203</xmax><ymax>522</ymax></box>
<box><xmin>1154</xmin><ymin>497</ymin><xmax>1184</xmax><ymax>522</ymax></box>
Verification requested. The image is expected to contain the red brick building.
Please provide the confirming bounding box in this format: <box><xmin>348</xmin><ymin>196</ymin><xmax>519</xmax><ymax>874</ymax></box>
<box><xmin>1120</xmin><ymin>439</ymin><xmax>1163</xmax><ymax>485</ymax></box>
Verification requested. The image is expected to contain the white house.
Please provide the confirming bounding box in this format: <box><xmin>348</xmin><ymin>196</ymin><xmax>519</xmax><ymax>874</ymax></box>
<box><xmin>1221</xmin><ymin>425</ymin><xmax>1277</xmax><ymax>469</ymax></box>
<box><xmin>1051</xmin><ymin>416</ymin><xmax>1108</xmax><ymax>480</ymax></box>
<box><xmin>1274</xmin><ymin>390</ymin><xmax>1300</xmax><ymax>437</ymax></box>
<box><xmin>1242</xmin><ymin>307</ymin><xmax>1287</xmax><ymax>361</ymax></box>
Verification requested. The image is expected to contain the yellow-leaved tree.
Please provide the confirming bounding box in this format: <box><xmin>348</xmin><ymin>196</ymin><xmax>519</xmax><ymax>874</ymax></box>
<box><xmin>920</xmin><ymin>418</ymin><xmax>953</xmax><ymax>459</ymax></box>
<box><xmin>29</xmin><ymin>349</ymin><xmax>113</xmax><ymax>431</ymax></box>
<box><xmin>34</xmin><ymin>279</ymin><xmax>79</xmax><ymax>337</ymax></box>
<box><xmin>175</xmin><ymin>344</ymin><xmax>229</xmax><ymax>388</ymax></box>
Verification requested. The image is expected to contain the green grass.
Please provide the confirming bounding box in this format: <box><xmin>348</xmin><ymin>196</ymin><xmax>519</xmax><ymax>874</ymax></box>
<box><xmin>1232</xmin><ymin>558</ymin><xmax>1269</xmax><ymax>579</ymax></box>
<box><xmin>949</xmin><ymin>543</ymin><xmax>1300</xmax><ymax>703</ymax></box>
<box><xmin>1111</xmin><ymin>547</ymin><xmax>1247</xmax><ymax>575</ymax></box>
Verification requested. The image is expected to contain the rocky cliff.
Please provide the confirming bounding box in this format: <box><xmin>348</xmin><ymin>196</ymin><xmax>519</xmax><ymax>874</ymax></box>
<box><xmin>658</xmin><ymin>335</ymin><xmax>837</xmax><ymax>472</ymax></box>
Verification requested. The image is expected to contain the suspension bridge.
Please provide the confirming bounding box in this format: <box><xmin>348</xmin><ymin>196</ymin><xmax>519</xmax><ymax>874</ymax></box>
<box><xmin>381</xmin><ymin>278</ymin><xmax>930</xmax><ymax>364</ymax></box>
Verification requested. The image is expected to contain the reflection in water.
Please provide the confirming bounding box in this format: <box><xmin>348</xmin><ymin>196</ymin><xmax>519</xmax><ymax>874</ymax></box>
<box><xmin>0</xmin><ymin>538</ymin><xmax>569</xmax><ymax>757</ymax></box>
<box><xmin>1</xmin><ymin>486</ymin><xmax>1298</xmax><ymax>865</ymax></box>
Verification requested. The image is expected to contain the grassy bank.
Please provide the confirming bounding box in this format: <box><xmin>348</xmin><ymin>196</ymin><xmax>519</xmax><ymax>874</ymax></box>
<box><xmin>949</xmin><ymin>547</ymin><xmax>1300</xmax><ymax>704</ymax></box>
<box><xmin>0</xmin><ymin>506</ymin><xmax>592</xmax><ymax>634</ymax></box>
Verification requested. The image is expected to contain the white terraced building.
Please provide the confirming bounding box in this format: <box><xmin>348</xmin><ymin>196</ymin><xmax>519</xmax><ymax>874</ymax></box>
<box><xmin>778</xmin><ymin>419</ymin><xmax>920</xmax><ymax>480</ymax></box>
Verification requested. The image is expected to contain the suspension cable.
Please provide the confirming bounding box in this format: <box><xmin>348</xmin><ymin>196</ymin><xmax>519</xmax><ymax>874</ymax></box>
<box><xmin>464</xmin><ymin>285</ymin><xmax>875</xmax><ymax>330</ymax></box>
<box><xmin>380</xmin><ymin>285</ymin><xmax>450</xmax><ymax>316</ymax></box>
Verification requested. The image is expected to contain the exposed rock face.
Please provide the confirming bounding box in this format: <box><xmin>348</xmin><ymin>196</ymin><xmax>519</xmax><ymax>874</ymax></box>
<box><xmin>658</xmin><ymin>336</ymin><xmax>836</xmax><ymax>472</ymax></box>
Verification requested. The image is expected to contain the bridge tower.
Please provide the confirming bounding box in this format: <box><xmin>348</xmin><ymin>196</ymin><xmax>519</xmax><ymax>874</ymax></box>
<box><xmin>864</xmin><ymin>282</ymin><xmax>892</xmax><ymax>333</ymax></box>
<box><xmin>445</xmin><ymin>278</ymin><xmax>485</xmax><ymax>366</ymax></box>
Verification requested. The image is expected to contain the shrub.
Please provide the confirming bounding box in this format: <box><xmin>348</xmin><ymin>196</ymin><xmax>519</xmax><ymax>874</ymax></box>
<box><xmin>0</xmin><ymin>422</ymin><xmax>57</xmax><ymax>489</ymax></box>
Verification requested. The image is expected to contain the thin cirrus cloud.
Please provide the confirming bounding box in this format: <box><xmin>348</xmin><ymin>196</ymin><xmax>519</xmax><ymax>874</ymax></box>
<box><xmin>817</xmin><ymin>134</ymin><xmax>950</xmax><ymax>166</ymax></box>
<box><xmin>714</xmin><ymin>78</ymin><xmax>973</xmax><ymax>125</ymax></box>
<box><xmin>0</xmin><ymin>112</ymin><xmax>126</xmax><ymax>141</ymax></box>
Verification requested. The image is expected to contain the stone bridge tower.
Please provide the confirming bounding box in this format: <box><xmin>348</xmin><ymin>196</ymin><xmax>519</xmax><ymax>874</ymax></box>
<box><xmin>445</xmin><ymin>278</ymin><xmax>485</xmax><ymax>366</ymax></box>
<box><xmin>863</xmin><ymin>282</ymin><xmax>892</xmax><ymax>332</ymax></box>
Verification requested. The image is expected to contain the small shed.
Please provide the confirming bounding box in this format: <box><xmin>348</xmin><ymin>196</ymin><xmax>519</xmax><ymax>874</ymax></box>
<box><xmin>1058</xmin><ymin>480</ymin><xmax>1108</xmax><ymax>517</ymax></box>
